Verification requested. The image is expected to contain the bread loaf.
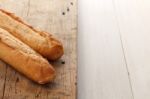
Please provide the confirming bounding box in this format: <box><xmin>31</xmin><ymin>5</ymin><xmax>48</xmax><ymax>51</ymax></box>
<box><xmin>0</xmin><ymin>9</ymin><xmax>64</xmax><ymax>60</ymax></box>
<box><xmin>0</xmin><ymin>28</ymin><xmax>55</xmax><ymax>84</ymax></box>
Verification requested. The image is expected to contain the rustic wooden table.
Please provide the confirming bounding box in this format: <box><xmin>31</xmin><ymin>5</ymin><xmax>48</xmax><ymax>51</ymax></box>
<box><xmin>0</xmin><ymin>0</ymin><xmax>77</xmax><ymax>99</ymax></box>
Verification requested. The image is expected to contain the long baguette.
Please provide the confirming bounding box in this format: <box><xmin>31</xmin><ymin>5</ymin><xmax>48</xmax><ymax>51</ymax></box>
<box><xmin>0</xmin><ymin>9</ymin><xmax>64</xmax><ymax>60</ymax></box>
<box><xmin>0</xmin><ymin>28</ymin><xmax>55</xmax><ymax>84</ymax></box>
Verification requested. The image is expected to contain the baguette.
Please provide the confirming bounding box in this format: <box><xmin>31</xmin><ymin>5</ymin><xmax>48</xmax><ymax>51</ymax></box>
<box><xmin>0</xmin><ymin>9</ymin><xmax>64</xmax><ymax>60</ymax></box>
<box><xmin>0</xmin><ymin>28</ymin><xmax>55</xmax><ymax>84</ymax></box>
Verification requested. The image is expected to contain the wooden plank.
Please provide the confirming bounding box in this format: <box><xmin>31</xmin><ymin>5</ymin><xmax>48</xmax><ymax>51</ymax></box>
<box><xmin>78</xmin><ymin>0</ymin><xmax>133</xmax><ymax>99</ymax></box>
<box><xmin>113</xmin><ymin>0</ymin><xmax>150</xmax><ymax>99</ymax></box>
<box><xmin>0</xmin><ymin>0</ymin><xmax>77</xmax><ymax>99</ymax></box>
<box><xmin>0</xmin><ymin>60</ymin><xmax>7</xmax><ymax>99</ymax></box>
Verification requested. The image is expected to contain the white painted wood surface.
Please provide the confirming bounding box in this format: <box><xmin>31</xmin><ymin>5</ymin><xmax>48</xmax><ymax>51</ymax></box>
<box><xmin>78</xmin><ymin>0</ymin><xmax>150</xmax><ymax>99</ymax></box>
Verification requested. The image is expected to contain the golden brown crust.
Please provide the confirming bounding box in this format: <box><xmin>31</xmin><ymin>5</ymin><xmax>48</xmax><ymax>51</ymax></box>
<box><xmin>0</xmin><ymin>28</ymin><xmax>55</xmax><ymax>84</ymax></box>
<box><xmin>0</xmin><ymin>9</ymin><xmax>64</xmax><ymax>60</ymax></box>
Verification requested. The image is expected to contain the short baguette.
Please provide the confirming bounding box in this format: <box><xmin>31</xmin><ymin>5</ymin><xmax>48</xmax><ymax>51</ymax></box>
<box><xmin>0</xmin><ymin>9</ymin><xmax>64</xmax><ymax>60</ymax></box>
<box><xmin>0</xmin><ymin>28</ymin><xmax>55</xmax><ymax>84</ymax></box>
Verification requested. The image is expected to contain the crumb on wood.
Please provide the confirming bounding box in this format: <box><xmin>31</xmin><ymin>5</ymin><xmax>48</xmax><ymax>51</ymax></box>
<box><xmin>70</xmin><ymin>2</ymin><xmax>73</xmax><ymax>5</ymax></box>
<box><xmin>75</xmin><ymin>82</ymin><xmax>77</xmax><ymax>85</ymax></box>
<box><xmin>67</xmin><ymin>7</ymin><xmax>70</xmax><ymax>12</ymax></box>
<box><xmin>16</xmin><ymin>77</ymin><xmax>19</xmax><ymax>82</ymax></box>
<box><xmin>61</xmin><ymin>61</ymin><xmax>65</xmax><ymax>64</ymax></box>
<box><xmin>62</xmin><ymin>12</ymin><xmax>65</xmax><ymax>15</ymax></box>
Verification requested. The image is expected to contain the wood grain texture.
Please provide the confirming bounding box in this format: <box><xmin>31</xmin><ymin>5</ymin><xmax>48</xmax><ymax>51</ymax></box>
<box><xmin>0</xmin><ymin>0</ymin><xmax>77</xmax><ymax>99</ymax></box>
<box><xmin>0</xmin><ymin>60</ymin><xmax>7</xmax><ymax>99</ymax></box>
<box><xmin>78</xmin><ymin>0</ymin><xmax>133</xmax><ymax>99</ymax></box>
<box><xmin>113</xmin><ymin>0</ymin><xmax>150</xmax><ymax>99</ymax></box>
